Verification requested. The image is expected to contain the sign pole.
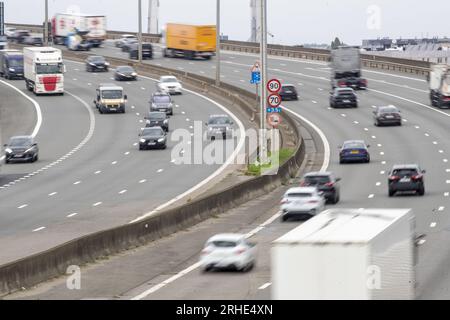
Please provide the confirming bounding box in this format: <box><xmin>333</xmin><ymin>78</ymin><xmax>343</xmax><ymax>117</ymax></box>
<box><xmin>259</xmin><ymin>0</ymin><xmax>268</xmax><ymax>164</ymax></box>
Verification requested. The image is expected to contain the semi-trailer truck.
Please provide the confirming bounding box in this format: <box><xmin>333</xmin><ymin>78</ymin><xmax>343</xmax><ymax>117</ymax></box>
<box><xmin>271</xmin><ymin>208</ymin><xmax>416</xmax><ymax>300</ymax></box>
<box><xmin>162</xmin><ymin>23</ymin><xmax>216</xmax><ymax>60</ymax></box>
<box><xmin>330</xmin><ymin>46</ymin><xmax>367</xmax><ymax>90</ymax></box>
<box><xmin>52</xmin><ymin>13</ymin><xmax>106</xmax><ymax>47</ymax></box>
<box><xmin>0</xmin><ymin>49</ymin><xmax>24</xmax><ymax>79</ymax></box>
<box><xmin>429</xmin><ymin>64</ymin><xmax>450</xmax><ymax>108</ymax></box>
<box><xmin>24</xmin><ymin>47</ymin><xmax>65</xmax><ymax>95</ymax></box>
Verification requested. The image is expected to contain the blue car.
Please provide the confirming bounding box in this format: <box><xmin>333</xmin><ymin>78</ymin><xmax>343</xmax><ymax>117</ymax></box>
<box><xmin>339</xmin><ymin>140</ymin><xmax>370</xmax><ymax>164</ymax></box>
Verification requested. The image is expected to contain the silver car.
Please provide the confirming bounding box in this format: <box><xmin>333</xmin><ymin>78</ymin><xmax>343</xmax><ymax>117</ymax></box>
<box><xmin>280</xmin><ymin>187</ymin><xmax>326</xmax><ymax>221</ymax></box>
<box><xmin>206</xmin><ymin>115</ymin><xmax>234</xmax><ymax>140</ymax></box>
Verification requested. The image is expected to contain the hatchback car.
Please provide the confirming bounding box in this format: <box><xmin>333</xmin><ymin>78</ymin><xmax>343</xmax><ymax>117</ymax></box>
<box><xmin>85</xmin><ymin>55</ymin><xmax>109</xmax><ymax>72</ymax></box>
<box><xmin>339</xmin><ymin>140</ymin><xmax>370</xmax><ymax>164</ymax></box>
<box><xmin>330</xmin><ymin>88</ymin><xmax>358</xmax><ymax>108</ymax></box>
<box><xmin>115</xmin><ymin>34</ymin><xmax>137</xmax><ymax>48</ymax></box>
<box><xmin>150</xmin><ymin>92</ymin><xmax>174</xmax><ymax>115</ymax></box>
<box><xmin>114</xmin><ymin>66</ymin><xmax>137</xmax><ymax>81</ymax></box>
<box><xmin>129</xmin><ymin>43</ymin><xmax>153</xmax><ymax>60</ymax></box>
<box><xmin>388</xmin><ymin>164</ymin><xmax>425</xmax><ymax>197</ymax></box>
<box><xmin>4</xmin><ymin>136</ymin><xmax>39</xmax><ymax>163</ymax></box>
<box><xmin>279</xmin><ymin>84</ymin><xmax>298</xmax><ymax>101</ymax></box>
<box><xmin>373</xmin><ymin>105</ymin><xmax>402</xmax><ymax>126</ymax></box>
<box><xmin>200</xmin><ymin>234</ymin><xmax>256</xmax><ymax>272</ymax></box>
<box><xmin>300</xmin><ymin>172</ymin><xmax>341</xmax><ymax>204</ymax></box>
<box><xmin>206</xmin><ymin>114</ymin><xmax>234</xmax><ymax>140</ymax></box>
<box><xmin>121</xmin><ymin>39</ymin><xmax>139</xmax><ymax>52</ymax></box>
<box><xmin>157</xmin><ymin>76</ymin><xmax>183</xmax><ymax>95</ymax></box>
<box><xmin>23</xmin><ymin>36</ymin><xmax>43</xmax><ymax>46</ymax></box>
<box><xmin>138</xmin><ymin>127</ymin><xmax>167</xmax><ymax>150</ymax></box>
<box><xmin>145</xmin><ymin>112</ymin><xmax>169</xmax><ymax>131</ymax></box>
<box><xmin>280</xmin><ymin>187</ymin><xmax>326</xmax><ymax>221</ymax></box>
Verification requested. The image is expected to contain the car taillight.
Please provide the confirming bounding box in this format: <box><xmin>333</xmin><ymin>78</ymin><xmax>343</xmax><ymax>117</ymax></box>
<box><xmin>338</xmin><ymin>81</ymin><xmax>346</xmax><ymax>87</ymax></box>
<box><xmin>325</xmin><ymin>182</ymin><xmax>334</xmax><ymax>187</ymax></box>
<box><xmin>389</xmin><ymin>176</ymin><xmax>400</xmax><ymax>181</ymax></box>
<box><xmin>444</xmin><ymin>96</ymin><xmax>450</xmax><ymax>101</ymax></box>
<box><xmin>300</xmin><ymin>182</ymin><xmax>307</xmax><ymax>186</ymax></box>
<box><xmin>361</xmin><ymin>79</ymin><xmax>367</xmax><ymax>84</ymax></box>
<box><xmin>412</xmin><ymin>175</ymin><xmax>423</xmax><ymax>181</ymax></box>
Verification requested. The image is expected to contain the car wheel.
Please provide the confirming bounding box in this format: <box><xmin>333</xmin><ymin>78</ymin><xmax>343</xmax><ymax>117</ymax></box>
<box><xmin>398</xmin><ymin>121</ymin><xmax>402</xmax><ymax>126</ymax></box>
<box><xmin>332</xmin><ymin>193</ymin><xmax>339</xmax><ymax>204</ymax></box>
<box><xmin>5</xmin><ymin>159</ymin><xmax>9</xmax><ymax>164</ymax></box>
<box><xmin>418</xmin><ymin>186</ymin><xmax>425</xmax><ymax>196</ymax></box>
<box><xmin>375</xmin><ymin>120</ymin><xmax>379</xmax><ymax>126</ymax></box>
<box><xmin>139</xmin><ymin>145</ymin><xmax>143</xmax><ymax>150</ymax></box>
<box><xmin>366</xmin><ymin>156</ymin><xmax>370</xmax><ymax>163</ymax></box>
<box><xmin>388</xmin><ymin>189</ymin><xmax>395</xmax><ymax>197</ymax></box>
<box><xmin>339</xmin><ymin>158</ymin><xmax>344</xmax><ymax>164</ymax></box>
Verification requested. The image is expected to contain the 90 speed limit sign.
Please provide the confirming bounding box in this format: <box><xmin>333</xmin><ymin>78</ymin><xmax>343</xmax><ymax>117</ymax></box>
<box><xmin>267</xmin><ymin>93</ymin><xmax>282</xmax><ymax>107</ymax></box>
<box><xmin>267</xmin><ymin>79</ymin><xmax>281</xmax><ymax>93</ymax></box>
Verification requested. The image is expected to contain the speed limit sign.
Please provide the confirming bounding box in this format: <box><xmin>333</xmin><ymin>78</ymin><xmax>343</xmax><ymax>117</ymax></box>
<box><xmin>267</xmin><ymin>93</ymin><xmax>282</xmax><ymax>107</ymax></box>
<box><xmin>267</xmin><ymin>79</ymin><xmax>281</xmax><ymax>93</ymax></box>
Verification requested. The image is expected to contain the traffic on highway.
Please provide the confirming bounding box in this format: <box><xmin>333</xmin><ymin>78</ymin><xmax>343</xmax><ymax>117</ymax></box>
<box><xmin>0</xmin><ymin>0</ymin><xmax>449</xmax><ymax>307</ymax></box>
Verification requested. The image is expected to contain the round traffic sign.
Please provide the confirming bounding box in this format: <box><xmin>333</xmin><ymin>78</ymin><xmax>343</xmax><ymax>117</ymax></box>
<box><xmin>267</xmin><ymin>79</ymin><xmax>281</xmax><ymax>93</ymax></box>
<box><xmin>267</xmin><ymin>93</ymin><xmax>282</xmax><ymax>108</ymax></box>
<box><xmin>267</xmin><ymin>113</ymin><xmax>282</xmax><ymax>127</ymax></box>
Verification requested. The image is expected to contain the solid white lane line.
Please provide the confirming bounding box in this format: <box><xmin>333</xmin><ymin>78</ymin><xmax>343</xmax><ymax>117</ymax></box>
<box><xmin>18</xmin><ymin>204</ymin><xmax>28</xmax><ymax>209</ymax></box>
<box><xmin>446</xmin><ymin>169</ymin><xmax>450</xmax><ymax>172</ymax></box>
<box><xmin>67</xmin><ymin>213</ymin><xmax>78</xmax><ymax>218</ymax></box>
<box><xmin>32</xmin><ymin>227</ymin><xmax>46</xmax><ymax>232</ymax></box>
<box><xmin>93</xmin><ymin>202</ymin><xmax>102</xmax><ymax>207</ymax></box>
<box><xmin>258</xmin><ymin>283</ymin><xmax>272</xmax><ymax>290</ymax></box>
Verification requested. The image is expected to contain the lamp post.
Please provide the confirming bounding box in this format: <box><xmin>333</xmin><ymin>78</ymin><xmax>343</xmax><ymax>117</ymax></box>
<box><xmin>215</xmin><ymin>0</ymin><xmax>221</xmax><ymax>86</ymax></box>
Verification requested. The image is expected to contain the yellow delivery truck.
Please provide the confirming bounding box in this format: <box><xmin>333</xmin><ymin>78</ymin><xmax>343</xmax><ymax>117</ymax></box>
<box><xmin>162</xmin><ymin>23</ymin><xmax>216</xmax><ymax>60</ymax></box>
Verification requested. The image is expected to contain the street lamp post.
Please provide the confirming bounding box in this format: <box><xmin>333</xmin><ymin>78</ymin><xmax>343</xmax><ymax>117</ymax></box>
<box><xmin>44</xmin><ymin>0</ymin><xmax>48</xmax><ymax>46</ymax></box>
<box><xmin>138</xmin><ymin>0</ymin><xmax>143</xmax><ymax>63</ymax></box>
<box><xmin>215</xmin><ymin>0</ymin><xmax>221</xmax><ymax>86</ymax></box>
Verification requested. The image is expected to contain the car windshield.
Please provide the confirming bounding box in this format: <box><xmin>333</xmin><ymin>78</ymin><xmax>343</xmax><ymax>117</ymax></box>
<box><xmin>118</xmin><ymin>66</ymin><xmax>134</xmax><ymax>73</ymax></box>
<box><xmin>90</xmin><ymin>56</ymin><xmax>105</xmax><ymax>62</ymax></box>
<box><xmin>304</xmin><ymin>176</ymin><xmax>331</xmax><ymax>184</ymax></box>
<box><xmin>209</xmin><ymin>117</ymin><xmax>231</xmax><ymax>125</ymax></box>
<box><xmin>380</xmin><ymin>107</ymin><xmax>398</xmax><ymax>113</ymax></box>
<box><xmin>282</xmin><ymin>86</ymin><xmax>295</xmax><ymax>91</ymax></box>
<box><xmin>36</xmin><ymin>63</ymin><xmax>63</xmax><ymax>74</ymax></box>
<box><xmin>9</xmin><ymin>137</ymin><xmax>32</xmax><ymax>146</ymax></box>
<box><xmin>392</xmin><ymin>168</ymin><xmax>418</xmax><ymax>176</ymax></box>
<box><xmin>102</xmin><ymin>90</ymin><xmax>122</xmax><ymax>99</ymax></box>
<box><xmin>337</xmin><ymin>89</ymin><xmax>354</xmax><ymax>95</ymax></box>
<box><xmin>343</xmin><ymin>142</ymin><xmax>365</xmax><ymax>149</ymax></box>
<box><xmin>161</xmin><ymin>77</ymin><xmax>177</xmax><ymax>83</ymax></box>
<box><xmin>209</xmin><ymin>241</ymin><xmax>237</xmax><ymax>248</ymax></box>
<box><xmin>0</xmin><ymin>36</ymin><xmax>7</xmax><ymax>42</ymax></box>
<box><xmin>153</xmin><ymin>95</ymin><xmax>171</xmax><ymax>103</ymax></box>
<box><xmin>142</xmin><ymin>128</ymin><xmax>163</xmax><ymax>136</ymax></box>
<box><xmin>149</xmin><ymin>113</ymin><xmax>166</xmax><ymax>120</ymax></box>
<box><xmin>8</xmin><ymin>56</ymin><xmax>23</xmax><ymax>67</ymax></box>
<box><xmin>287</xmin><ymin>192</ymin><xmax>313</xmax><ymax>198</ymax></box>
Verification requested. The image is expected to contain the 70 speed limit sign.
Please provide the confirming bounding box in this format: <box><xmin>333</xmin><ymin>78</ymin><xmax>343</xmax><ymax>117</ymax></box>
<box><xmin>267</xmin><ymin>93</ymin><xmax>281</xmax><ymax>107</ymax></box>
<box><xmin>267</xmin><ymin>79</ymin><xmax>281</xmax><ymax>93</ymax></box>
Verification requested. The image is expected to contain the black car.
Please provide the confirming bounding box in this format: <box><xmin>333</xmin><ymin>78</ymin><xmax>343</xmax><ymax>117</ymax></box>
<box><xmin>129</xmin><ymin>43</ymin><xmax>153</xmax><ymax>60</ymax></box>
<box><xmin>85</xmin><ymin>55</ymin><xmax>110</xmax><ymax>72</ymax></box>
<box><xmin>11</xmin><ymin>30</ymin><xmax>31</xmax><ymax>44</ymax></box>
<box><xmin>121</xmin><ymin>39</ymin><xmax>139</xmax><ymax>52</ymax></box>
<box><xmin>4</xmin><ymin>135</ymin><xmax>39</xmax><ymax>163</ymax></box>
<box><xmin>373</xmin><ymin>105</ymin><xmax>402</xmax><ymax>126</ymax></box>
<box><xmin>114</xmin><ymin>66</ymin><xmax>137</xmax><ymax>81</ymax></box>
<box><xmin>300</xmin><ymin>172</ymin><xmax>341</xmax><ymax>204</ymax></box>
<box><xmin>388</xmin><ymin>164</ymin><xmax>425</xmax><ymax>197</ymax></box>
<box><xmin>150</xmin><ymin>92</ymin><xmax>174</xmax><ymax>115</ymax></box>
<box><xmin>333</xmin><ymin>76</ymin><xmax>367</xmax><ymax>90</ymax></box>
<box><xmin>23</xmin><ymin>36</ymin><xmax>43</xmax><ymax>46</ymax></box>
<box><xmin>145</xmin><ymin>112</ymin><xmax>169</xmax><ymax>131</ymax></box>
<box><xmin>279</xmin><ymin>84</ymin><xmax>298</xmax><ymax>101</ymax></box>
<box><xmin>139</xmin><ymin>127</ymin><xmax>167</xmax><ymax>150</ymax></box>
<box><xmin>330</xmin><ymin>88</ymin><xmax>358</xmax><ymax>108</ymax></box>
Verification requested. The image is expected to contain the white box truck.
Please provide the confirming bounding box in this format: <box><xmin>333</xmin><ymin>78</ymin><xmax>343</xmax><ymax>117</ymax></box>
<box><xmin>52</xmin><ymin>13</ymin><xmax>106</xmax><ymax>47</ymax></box>
<box><xmin>271</xmin><ymin>208</ymin><xmax>416</xmax><ymax>300</ymax></box>
<box><xmin>24</xmin><ymin>47</ymin><xmax>65</xmax><ymax>95</ymax></box>
<box><xmin>429</xmin><ymin>64</ymin><xmax>450</xmax><ymax>108</ymax></box>
<box><xmin>330</xmin><ymin>46</ymin><xmax>367</xmax><ymax>90</ymax></box>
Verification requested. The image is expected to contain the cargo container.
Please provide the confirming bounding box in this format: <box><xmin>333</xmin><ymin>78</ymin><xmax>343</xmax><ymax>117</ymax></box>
<box><xmin>330</xmin><ymin>46</ymin><xmax>367</xmax><ymax>90</ymax></box>
<box><xmin>52</xmin><ymin>13</ymin><xmax>106</xmax><ymax>47</ymax></box>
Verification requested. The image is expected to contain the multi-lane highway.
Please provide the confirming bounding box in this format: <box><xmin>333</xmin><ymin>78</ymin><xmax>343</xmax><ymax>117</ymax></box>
<box><xmin>0</xmin><ymin>55</ymin><xmax>249</xmax><ymax>265</ymax></box>
<box><xmin>5</xmin><ymin>40</ymin><xmax>450</xmax><ymax>299</ymax></box>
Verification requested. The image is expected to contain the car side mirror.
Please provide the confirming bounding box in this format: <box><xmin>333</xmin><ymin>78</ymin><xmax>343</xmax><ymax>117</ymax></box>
<box><xmin>93</xmin><ymin>100</ymin><xmax>96</xmax><ymax>104</ymax></box>
<box><xmin>204</xmin><ymin>123</ymin><xmax>208</xmax><ymax>126</ymax></box>
<box><xmin>3</xmin><ymin>144</ymin><xmax>7</xmax><ymax>147</ymax></box>
<box><xmin>32</xmin><ymin>143</ymin><xmax>37</xmax><ymax>147</ymax></box>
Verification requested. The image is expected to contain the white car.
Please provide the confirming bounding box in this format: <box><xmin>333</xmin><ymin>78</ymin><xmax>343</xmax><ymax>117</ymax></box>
<box><xmin>157</xmin><ymin>76</ymin><xmax>183</xmax><ymax>95</ymax></box>
<box><xmin>280</xmin><ymin>187</ymin><xmax>326</xmax><ymax>221</ymax></box>
<box><xmin>5</xmin><ymin>27</ymin><xmax>16</xmax><ymax>38</ymax></box>
<box><xmin>200</xmin><ymin>234</ymin><xmax>256</xmax><ymax>272</ymax></box>
<box><xmin>115</xmin><ymin>34</ymin><xmax>137</xmax><ymax>48</ymax></box>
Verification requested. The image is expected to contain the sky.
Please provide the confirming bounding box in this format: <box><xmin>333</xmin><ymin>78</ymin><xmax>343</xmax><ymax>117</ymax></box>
<box><xmin>2</xmin><ymin>0</ymin><xmax>449</xmax><ymax>45</ymax></box>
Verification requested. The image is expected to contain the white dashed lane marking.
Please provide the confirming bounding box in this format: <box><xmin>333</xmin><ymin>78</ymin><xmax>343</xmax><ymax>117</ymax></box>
<box><xmin>139</xmin><ymin>179</ymin><xmax>147</xmax><ymax>183</ymax></box>
<box><xmin>18</xmin><ymin>204</ymin><xmax>28</xmax><ymax>209</ymax></box>
<box><xmin>48</xmin><ymin>192</ymin><xmax>57</xmax><ymax>196</ymax></box>
<box><xmin>157</xmin><ymin>169</ymin><xmax>164</xmax><ymax>173</ymax></box>
<box><xmin>93</xmin><ymin>202</ymin><xmax>102</xmax><ymax>207</ymax></box>
<box><xmin>368</xmin><ymin>194</ymin><xmax>374</xmax><ymax>199</ymax></box>
<box><xmin>73</xmin><ymin>181</ymin><xmax>81</xmax><ymax>185</ymax></box>
<box><xmin>95</xmin><ymin>170</ymin><xmax>102</xmax><ymax>175</ymax></box>
<box><xmin>32</xmin><ymin>227</ymin><xmax>46</xmax><ymax>232</ymax></box>
<box><xmin>119</xmin><ymin>190</ymin><xmax>127</xmax><ymax>195</ymax></box>
<box><xmin>430</xmin><ymin>222</ymin><xmax>437</xmax><ymax>228</ymax></box>
<box><xmin>67</xmin><ymin>213</ymin><xmax>78</xmax><ymax>218</ymax></box>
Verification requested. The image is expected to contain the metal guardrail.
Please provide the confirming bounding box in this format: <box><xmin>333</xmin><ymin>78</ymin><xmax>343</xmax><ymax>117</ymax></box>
<box><xmin>6</xmin><ymin>23</ymin><xmax>431</xmax><ymax>76</ymax></box>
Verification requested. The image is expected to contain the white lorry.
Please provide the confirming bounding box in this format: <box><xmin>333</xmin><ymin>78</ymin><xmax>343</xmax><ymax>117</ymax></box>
<box><xmin>271</xmin><ymin>208</ymin><xmax>416</xmax><ymax>300</ymax></box>
<box><xmin>429</xmin><ymin>64</ymin><xmax>450</xmax><ymax>108</ymax></box>
<box><xmin>24</xmin><ymin>47</ymin><xmax>65</xmax><ymax>95</ymax></box>
<box><xmin>52</xmin><ymin>13</ymin><xmax>107</xmax><ymax>47</ymax></box>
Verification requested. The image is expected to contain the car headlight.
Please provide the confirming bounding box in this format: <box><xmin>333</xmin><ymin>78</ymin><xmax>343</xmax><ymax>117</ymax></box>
<box><xmin>139</xmin><ymin>138</ymin><xmax>146</xmax><ymax>143</ymax></box>
<box><xmin>226</xmin><ymin>127</ymin><xmax>232</xmax><ymax>131</ymax></box>
<box><xmin>105</xmin><ymin>62</ymin><xmax>110</xmax><ymax>66</ymax></box>
<box><xmin>117</xmin><ymin>73</ymin><xmax>124</xmax><ymax>76</ymax></box>
<box><xmin>163</xmin><ymin>119</ymin><xmax>168</xmax><ymax>124</ymax></box>
<box><xmin>8</xmin><ymin>68</ymin><xmax>15</xmax><ymax>72</ymax></box>
<box><xmin>5</xmin><ymin>148</ymin><xmax>12</xmax><ymax>154</ymax></box>
<box><xmin>131</xmin><ymin>72</ymin><xmax>137</xmax><ymax>76</ymax></box>
<box><xmin>89</xmin><ymin>63</ymin><xmax>96</xmax><ymax>66</ymax></box>
<box><xmin>151</xmin><ymin>103</ymin><xmax>157</xmax><ymax>109</ymax></box>
<box><xmin>157</xmin><ymin>138</ymin><xmax>165</xmax><ymax>143</ymax></box>
<box><xmin>208</xmin><ymin>127</ymin><xmax>213</xmax><ymax>131</ymax></box>
<box><xmin>146</xmin><ymin>120</ymin><xmax>150</xmax><ymax>124</ymax></box>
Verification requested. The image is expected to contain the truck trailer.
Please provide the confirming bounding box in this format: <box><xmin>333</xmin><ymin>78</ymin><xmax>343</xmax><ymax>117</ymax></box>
<box><xmin>24</xmin><ymin>47</ymin><xmax>65</xmax><ymax>95</ymax></box>
<box><xmin>330</xmin><ymin>46</ymin><xmax>367</xmax><ymax>90</ymax></box>
<box><xmin>271</xmin><ymin>208</ymin><xmax>416</xmax><ymax>300</ymax></box>
<box><xmin>52</xmin><ymin>13</ymin><xmax>106</xmax><ymax>47</ymax></box>
<box><xmin>0</xmin><ymin>49</ymin><xmax>24</xmax><ymax>79</ymax></box>
<box><xmin>162</xmin><ymin>23</ymin><xmax>216</xmax><ymax>60</ymax></box>
<box><xmin>429</xmin><ymin>64</ymin><xmax>450</xmax><ymax>108</ymax></box>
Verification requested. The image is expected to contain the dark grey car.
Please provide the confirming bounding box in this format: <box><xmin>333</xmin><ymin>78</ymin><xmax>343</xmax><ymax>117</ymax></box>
<box><xmin>4</xmin><ymin>136</ymin><xmax>39</xmax><ymax>163</ymax></box>
<box><xmin>145</xmin><ymin>112</ymin><xmax>169</xmax><ymax>131</ymax></box>
<box><xmin>300</xmin><ymin>172</ymin><xmax>341</xmax><ymax>204</ymax></box>
<box><xmin>150</xmin><ymin>93</ymin><xmax>174</xmax><ymax>115</ymax></box>
<box><xmin>138</xmin><ymin>127</ymin><xmax>167</xmax><ymax>150</ymax></box>
<box><xmin>206</xmin><ymin>115</ymin><xmax>234</xmax><ymax>140</ymax></box>
<box><xmin>85</xmin><ymin>55</ymin><xmax>109</xmax><ymax>72</ymax></box>
<box><xmin>373</xmin><ymin>105</ymin><xmax>402</xmax><ymax>126</ymax></box>
<box><xmin>329</xmin><ymin>88</ymin><xmax>358</xmax><ymax>108</ymax></box>
<box><xmin>388</xmin><ymin>164</ymin><xmax>425</xmax><ymax>197</ymax></box>
<box><xmin>114</xmin><ymin>66</ymin><xmax>137</xmax><ymax>81</ymax></box>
